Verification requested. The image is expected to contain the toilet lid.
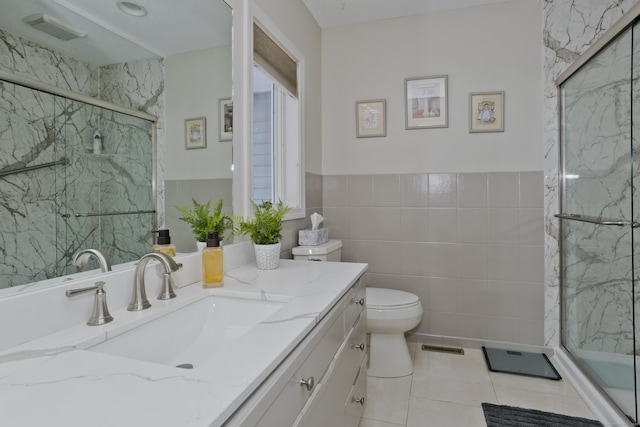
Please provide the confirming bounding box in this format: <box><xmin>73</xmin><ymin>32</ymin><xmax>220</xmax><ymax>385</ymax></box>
<box><xmin>366</xmin><ymin>288</ymin><xmax>420</xmax><ymax>310</ymax></box>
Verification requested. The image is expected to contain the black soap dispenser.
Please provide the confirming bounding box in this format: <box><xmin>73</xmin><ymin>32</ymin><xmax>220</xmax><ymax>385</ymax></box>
<box><xmin>153</xmin><ymin>229</ymin><xmax>176</xmax><ymax>257</ymax></box>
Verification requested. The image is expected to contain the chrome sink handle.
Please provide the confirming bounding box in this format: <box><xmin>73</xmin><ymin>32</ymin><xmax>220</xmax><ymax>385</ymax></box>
<box><xmin>128</xmin><ymin>252</ymin><xmax>181</xmax><ymax>311</ymax></box>
<box><xmin>66</xmin><ymin>281</ymin><xmax>113</xmax><ymax>326</ymax></box>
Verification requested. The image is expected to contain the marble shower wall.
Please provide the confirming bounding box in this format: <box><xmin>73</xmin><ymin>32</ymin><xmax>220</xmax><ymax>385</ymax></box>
<box><xmin>543</xmin><ymin>0</ymin><xmax>640</xmax><ymax>348</ymax></box>
<box><xmin>0</xmin><ymin>29</ymin><xmax>164</xmax><ymax>288</ymax></box>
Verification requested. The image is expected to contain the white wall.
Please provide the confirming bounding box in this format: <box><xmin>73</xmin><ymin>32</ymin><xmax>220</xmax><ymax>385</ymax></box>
<box><xmin>164</xmin><ymin>46</ymin><xmax>233</xmax><ymax>180</ymax></box>
<box><xmin>321</xmin><ymin>0</ymin><xmax>543</xmax><ymax>175</ymax></box>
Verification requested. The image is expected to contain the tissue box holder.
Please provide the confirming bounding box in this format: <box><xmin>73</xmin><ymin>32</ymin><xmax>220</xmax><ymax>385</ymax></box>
<box><xmin>298</xmin><ymin>228</ymin><xmax>329</xmax><ymax>246</ymax></box>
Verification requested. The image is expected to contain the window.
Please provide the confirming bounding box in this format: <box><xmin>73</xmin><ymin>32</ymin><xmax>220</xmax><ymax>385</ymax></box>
<box><xmin>252</xmin><ymin>21</ymin><xmax>304</xmax><ymax>219</ymax></box>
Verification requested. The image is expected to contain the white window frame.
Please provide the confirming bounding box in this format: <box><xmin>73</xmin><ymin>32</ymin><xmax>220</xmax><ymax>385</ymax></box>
<box><xmin>250</xmin><ymin>11</ymin><xmax>305</xmax><ymax>221</ymax></box>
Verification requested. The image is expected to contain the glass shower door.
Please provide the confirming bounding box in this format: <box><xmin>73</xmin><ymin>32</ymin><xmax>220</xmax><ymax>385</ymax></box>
<box><xmin>560</xmin><ymin>24</ymin><xmax>636</xmax><ymax>421</ymax></box>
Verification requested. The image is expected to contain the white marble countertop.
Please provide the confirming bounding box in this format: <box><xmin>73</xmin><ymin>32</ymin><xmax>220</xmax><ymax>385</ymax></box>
<box><xmin>0</xmin><ymin>259</ymin><xmax>367</xmax><ymax>427</ymax></box>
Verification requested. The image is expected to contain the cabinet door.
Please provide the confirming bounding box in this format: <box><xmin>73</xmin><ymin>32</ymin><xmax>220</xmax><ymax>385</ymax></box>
<box><xmin>255</xmin><ymin>311</ymin><xmax>345</xmax><ymax>427</ymax></box>
<box><xmin>304</xmin><ymin>313</ymin><xmax>367</xmax><ymax>427</ymax></box>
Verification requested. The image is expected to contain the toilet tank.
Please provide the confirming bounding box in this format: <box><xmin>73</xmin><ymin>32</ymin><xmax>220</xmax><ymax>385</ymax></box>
<box><xmin>292</xmin><ymin>239</ymin><xmax>342</xmax><ymax>262</ymax></box>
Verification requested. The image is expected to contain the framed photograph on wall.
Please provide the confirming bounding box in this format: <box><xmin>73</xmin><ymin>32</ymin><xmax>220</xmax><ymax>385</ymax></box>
<box><xmin>185</xmin><ymin>117</ymin><xmax>206</xmax><ymax>150</ymax></box>
<box><xmin>219</xmin><ymin>98</ymin><xmax>233</xmax><ymax>141</ymax></box>
<box><xmin>469</xmin><ymin>91</ymin><xmax>504</xmax><ymax>133</ymax></box>
<box><xmin>405</xmin><ymin>75</ymin><xmax>448</xmax><ymax>129</ymax></box>
<box><xmin>356</xmin><ymin>99</ymin><xmax>386</xmax><ymax>138</ymax></box>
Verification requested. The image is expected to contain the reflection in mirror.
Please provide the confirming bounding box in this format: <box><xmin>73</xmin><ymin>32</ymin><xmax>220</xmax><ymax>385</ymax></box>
<box><xmin>0</xmin><ymin>80</ymin><xmax>155</xmax><ymax>289</ymax></box>
<box><xmin>0</xmin><ymin>0</ymin><xmax>233</xmax><ymax>292</ymax></box>
<box><xmin>164</xmin><ymin>30</ymin><xmax>233</xmax><ymax>253</ymax></box>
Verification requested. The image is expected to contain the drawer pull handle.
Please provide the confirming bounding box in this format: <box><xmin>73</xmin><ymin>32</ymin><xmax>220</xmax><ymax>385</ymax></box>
<box><xmin>352</xmin><ymin>343</ymin><xmax>365</xmax><ymax>351</ymax></box>
<box><xmin>354</xmin><ymin>298</ymin><xmax>365</xmax><ymax>306</ymax></box>
<box><xmin>299</xmin><ymin>376</ymin><xmax>315</xmax><ymax>391</ymax></box>
<box><xmin>353</xmin><ymin>397</ymin><xmax>365</xmax><ymax>405</ymax></box>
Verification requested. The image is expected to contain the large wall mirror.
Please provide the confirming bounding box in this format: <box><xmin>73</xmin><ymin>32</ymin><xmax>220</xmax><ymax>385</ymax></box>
<box><xmin>0</xmin><ymin>0</ymin><xmax>233</xmax><ymax>294</ymax></box>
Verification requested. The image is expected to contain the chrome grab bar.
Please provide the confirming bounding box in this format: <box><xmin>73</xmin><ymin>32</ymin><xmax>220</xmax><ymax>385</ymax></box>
<box><xmin>74</xmin><ymin>210</ymin><xmax>156</xmax><ymax>218</ymax></box>
<box><xmin>0</xmin><ymin>157</ymin><xmax>68</xmax><ymax>178</ymax></box>
<box><xmin>555</xmin><ymin>213</ymin><xmax>640</xmax><ymax>228</ymax></box>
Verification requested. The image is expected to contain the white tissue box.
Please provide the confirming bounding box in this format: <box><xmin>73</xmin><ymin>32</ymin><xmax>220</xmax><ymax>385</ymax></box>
<box><xmin>298</xmin><ymin>228</ymin><xmax>329</xmax><ymax>246</ymax></box>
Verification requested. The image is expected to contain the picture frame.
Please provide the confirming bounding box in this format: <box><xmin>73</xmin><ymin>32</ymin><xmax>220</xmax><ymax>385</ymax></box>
<box><xmin>219</xmin><ymin>98</ymin><xmax>233</xmax><ymax>141</ymax></box>
<box><xmin>184</xmin><ymin>117</ymin><xmax>206</xmax><ymax>150</ymax></box>
<box><xmin>356</xmin><ymin>99</ymin><xmax>386</xmax><ymax>138</ymax></box>
<box><xmin>469</xmin><ymin>91</ymin><xmax>504</xmax><ymax>133</ymax></box>
<box><xmin>405</xmin><ymin>75</ymin><xmax>448</xmax><ymax>129</ymax></box>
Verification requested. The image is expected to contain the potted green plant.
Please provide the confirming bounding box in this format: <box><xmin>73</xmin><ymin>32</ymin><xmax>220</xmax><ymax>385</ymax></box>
<box><xmin>237</xmin><ymin>200</ymin><xmax>291</xmax><ymax>269</ymax></box>
<box><xmin>175</xmin><ymin>199</ymin><xmax>233</xmax><ymax>250</ymax></box>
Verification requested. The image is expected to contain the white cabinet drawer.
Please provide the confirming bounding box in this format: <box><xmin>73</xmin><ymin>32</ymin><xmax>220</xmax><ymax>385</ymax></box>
<box><xmin>345</xmin><ymin>357</ymin><xmax>368</xmax><ymax>426</ymax></box>
<box><xmin>346</xmin><ymin>312</ymin><xmax>367</xmax><ymax>366</ymax></box>
<box><xmin>344</xmin><ymin>279</ymin><xmax>365</xmax><ymax>332</ymax></box>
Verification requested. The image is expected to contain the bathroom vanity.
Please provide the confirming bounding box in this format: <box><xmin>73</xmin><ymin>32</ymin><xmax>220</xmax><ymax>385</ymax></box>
<box><xmin>0</xmin><ymin>244</ymin><xmax>367</xmax><ymax>426</ymax></box>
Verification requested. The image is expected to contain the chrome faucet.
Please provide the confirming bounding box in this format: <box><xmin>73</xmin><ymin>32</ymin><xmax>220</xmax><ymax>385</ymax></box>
<box><xmin>128</xmin><ymin>252</ymin><xmax>181</xmax><ymax>311</ymax></box>
<box><xmin>73</xmin><ymin>248</ymin><xmax>112</xmax><ymax>272</ymax></box>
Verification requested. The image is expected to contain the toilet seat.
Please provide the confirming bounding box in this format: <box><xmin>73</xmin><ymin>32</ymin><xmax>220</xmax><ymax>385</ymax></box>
<box><xmin>366</xmin><ymin>288</ymin><xmax>420</xmax><ymax>310</ymax></box>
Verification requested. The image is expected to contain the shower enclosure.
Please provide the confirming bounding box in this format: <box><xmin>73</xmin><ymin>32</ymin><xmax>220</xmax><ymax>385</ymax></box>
<box><xmin>558</xmin><ymin>13</ymin><xmax>640</xmax><ymax>423</ymax></box>
<box><xmin>0</xmin><ymin>76</ymin><xmax>156</xmax><ymax>289</ymax></box>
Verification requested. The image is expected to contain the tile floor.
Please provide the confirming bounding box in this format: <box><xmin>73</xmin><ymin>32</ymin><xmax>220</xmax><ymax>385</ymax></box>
<box><xmin>359</xmin><ymin>343</ymin><xmax>601</xmax><ymax>427</ymax></box>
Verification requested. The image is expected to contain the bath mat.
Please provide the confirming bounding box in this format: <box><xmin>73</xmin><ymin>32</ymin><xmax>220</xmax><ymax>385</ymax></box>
<box><xmin>482</xmin><ymin>403</ymin><xmax>603</xmax><ymax>426</ymax></box>
<box><xmin>482</xmin><ymin>347</ymin><xmax>561</xmax><ymax>380</ymax></box>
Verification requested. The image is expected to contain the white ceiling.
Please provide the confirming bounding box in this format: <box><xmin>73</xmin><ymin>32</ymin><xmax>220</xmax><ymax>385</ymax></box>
<box><xmin>0</xmin><ymin>0</ymin><xmax>232</xmax><ymax>66</ymax></box>
<box><xmin>302</xmin><ymin>0</ymin><xmax>515</xmax><ymax>28</ymax></box>
<box><xmin>0</xmin><ymin>0</ymin><xmax>513</xmax><ymax>67</ymax></box>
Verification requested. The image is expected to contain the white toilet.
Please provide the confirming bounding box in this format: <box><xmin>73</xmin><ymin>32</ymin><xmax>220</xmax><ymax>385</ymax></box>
<box><xmin>366</xmin><ymin>287</ymin><xmax>423</xmax><ymax>378</ymax></box>
<box><xmin>292</xmin><ymin>239</ymin><xmax>424</xmax><ymax>378</ymax></box>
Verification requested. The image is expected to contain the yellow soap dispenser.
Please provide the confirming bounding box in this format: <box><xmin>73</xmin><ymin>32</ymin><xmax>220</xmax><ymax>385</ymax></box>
<box><xmin>202</xmin><ymin>231</ymin><xmax>223</xmax><ymax>288</ymax></box>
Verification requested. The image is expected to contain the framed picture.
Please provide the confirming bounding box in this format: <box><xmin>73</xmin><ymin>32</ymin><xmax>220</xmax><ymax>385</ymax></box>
<box><xmin>184</xmin><ymin>117</ymin><xmax>206</xmax><ymax>150</ymax></box>
<box><xmin>356</xmin><ymin>99</ymin><xmax>386</xmax><ymax>138</ymax></box>
<box><xmin>405</xmin><ymin>75</ymin><xmax>448</xmax><ymax>129</ymax></box>
<box><xmin>219</xmin><ymin>98</ymin><xmax>233</xmax><ymax>141</ymax></box>
<box><xmin>469</xmin><ymin>91</ymin><xmax>504</xmax><ymax>133</ymax></box>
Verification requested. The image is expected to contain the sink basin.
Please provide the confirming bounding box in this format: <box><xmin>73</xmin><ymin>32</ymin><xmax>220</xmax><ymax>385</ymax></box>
<box><xmin>88</xmin><ymin>296</ymin><xmax>285</xmax><ymax>368</ymax></box>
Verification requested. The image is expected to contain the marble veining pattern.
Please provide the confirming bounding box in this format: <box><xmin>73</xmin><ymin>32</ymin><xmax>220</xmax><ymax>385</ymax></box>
<box><xmin>0</xmin><ymin>254</ymin><xmax>368</xmax><ymax>427</ymax></box>
<box><xmin>0</xmin><ymin>29</ymin><xmax>164</xmax><ymax>288</ymax></box>
<box><xmin>542</xmin><ymin>0</ymin><xmax>640</xmax><ymax>348</ymax></box>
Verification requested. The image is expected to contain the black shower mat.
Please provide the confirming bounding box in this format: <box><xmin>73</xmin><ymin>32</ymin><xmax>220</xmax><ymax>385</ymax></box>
<box><xmin>482</xmin><ymin>346</ymin><xmax>562</xmax><ymax>380</ymax></box>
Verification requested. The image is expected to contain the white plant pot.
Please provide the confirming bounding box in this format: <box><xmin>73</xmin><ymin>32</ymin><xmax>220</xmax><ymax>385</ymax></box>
<box><xmin>196</xmin><ymin>241</ymin><xmax>206</xmax><ymax>252</ymax></box>
<box><xmin>254</xmin><ymin>242</ymin><xmax>281</xmax><ymax>270</ymax></box>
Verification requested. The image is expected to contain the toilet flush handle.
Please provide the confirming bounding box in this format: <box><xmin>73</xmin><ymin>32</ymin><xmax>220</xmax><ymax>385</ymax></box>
<box><xmin>353</xmin><ymin>298</ymin><xmax>365</xmax><ymax>306</ymax></box>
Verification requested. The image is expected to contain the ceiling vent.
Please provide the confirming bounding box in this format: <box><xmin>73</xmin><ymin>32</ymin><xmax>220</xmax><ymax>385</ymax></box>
<box><xmin>22</xmin><ymin>14</ymin><xmax>86</xmax><ymax>41</ymax></box>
